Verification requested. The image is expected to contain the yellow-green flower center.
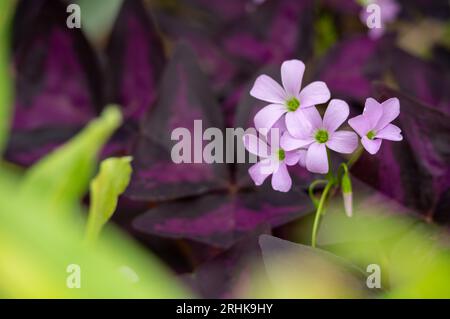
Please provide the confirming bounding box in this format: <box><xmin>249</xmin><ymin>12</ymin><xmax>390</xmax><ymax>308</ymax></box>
<box><xmin>366</xmin><ymin>130</ymin><xmax>376</xmax><ymax>140</ymax></box>
<box><xmin>286</xmin><ymin>97</ymin><xmax>300</xmax><ymax>112</ymax></box>
<box><xmin>277</xmin><ymin>149</ymin><xmax>286</xmax><ymax>161</ymax></box>
<box><xmin>315</xmin><ymin>129</ymin><xmax>329</xmax><ymax>144</ymax></box>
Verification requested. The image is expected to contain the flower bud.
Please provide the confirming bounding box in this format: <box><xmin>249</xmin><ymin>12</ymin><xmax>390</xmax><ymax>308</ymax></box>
<box><xmin>341</xmin><ymin>172</ymin><xmax>353</xmax><ymax>217</ymax></box>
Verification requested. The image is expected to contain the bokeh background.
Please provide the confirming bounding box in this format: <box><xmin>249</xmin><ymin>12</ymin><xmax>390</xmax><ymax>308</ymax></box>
<box><xmin>0</xmin><ymin>0</ymin><xmax>449</xmax><ymax>298</ymax></box>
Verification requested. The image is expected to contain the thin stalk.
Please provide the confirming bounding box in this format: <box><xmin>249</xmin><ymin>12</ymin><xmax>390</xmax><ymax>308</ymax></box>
<box><xmin>308</xmin><ymin>179</ymin><xmax>328</xmax><ymax>208</ymax></box>
<box><xmin>311</xmin><ymin>180</ymin><xmax>334</xmax><ymax>248</ymax></box>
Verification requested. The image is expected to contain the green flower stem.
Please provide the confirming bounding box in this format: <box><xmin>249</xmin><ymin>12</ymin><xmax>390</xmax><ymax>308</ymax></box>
<box><xmin>308</xmin><ymin>179</ymin><xmax>328</xmax><ymax>208</ymax></box>
<box><xmin>311</xmin><ymin>179</ymin><xmax>334</xmax><ymax>248</ymax></box>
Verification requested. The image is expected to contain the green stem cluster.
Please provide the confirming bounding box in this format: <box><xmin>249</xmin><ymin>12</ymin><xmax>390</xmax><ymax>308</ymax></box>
<box><xmin>308</xmin><ymin>146</ymin><xmax>363</xmax><ymax>248</ymax></box>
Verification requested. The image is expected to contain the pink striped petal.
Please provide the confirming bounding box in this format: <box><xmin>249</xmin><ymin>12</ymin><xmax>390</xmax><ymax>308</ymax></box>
<box><xmin>301</xmin><ymin>106</ymin><xmax>323</xmax><ymax>129</ymax></box>
<box><xmin>271</xmin><ymin>162</ymin><xmax>292</xmax><ymax>192</ymax></box>
<box><xmin>248</xmin><ymin>158</ymin><xmax>276</xmax><ymax>186</ymax></box>
<box><xmin>298</xmin><ymin>149</ymin><xmax>307</xmax><ymax>167</ymax></box>
<box><xmin>298</xmin><ymin>81</ymin><xmax>331</xmax><ymax>108</ymax></box>
<box><xmin>281</xmin><ymin>132</ymin><xmax>313</xmax><ymax>151</ymax></box>
<box><xmin>285</xmin><ymin>110</ymin><xmax>313</xmax><ymax>139</ymax></box>
<box><xmin>363</xmin><ymin>98</ymin><xmax>383</xmax><ymax>129</ymax></box>
<box><xmin>326</xmin><ymin>131</ymin><xmax>358</xmax><ymax>154</ymax></box>
<box><xmin>376</xmin><ymin>124</ymin><xmax>403</xmax><ymax>141</ymax></box>
<box><xmin>250</xmin><ymin>75</ymin><xmax>286</xmax><ymax>104</ymax></box>
<box><xmin>348</xmin><ymin>114</ymin><xmax>370</xmax><ymax>137</ymax></box>
<box><xmin>323</xmin><ymin>99</ymin><xmax>350</xmax><ymax>133</ymax></box>
<box><xmin>284</xmin><ymin>149</ymin><xmax>305</xmax><ymax>166</ymax></box>
<box><xmin>254</xmin><ymin>104</ymin><xmax>287</xmax><ymax>133</ymax></box>
<box><xmin>375</xmin><ymin>98</ymin><xmax>400</xmax><ymax>131</ymax></box>
<box><xmin>281</xmin><ymin>59</ymin><xmax>305</xmax><ymax>98</ymax></box>
<box><xmin>306</xmin><ymin>142</ymin><xmax>328</xmax><ymax>174</ymax></box>
<box><xmin>243</xmin><ymin>133</ymin><xmax>271</xmax><ymax>158</ymax></box>
<box><xmin>361</xmin><ymin>136</ymin><xmax>382</xmax><ymax>154</ymax></box>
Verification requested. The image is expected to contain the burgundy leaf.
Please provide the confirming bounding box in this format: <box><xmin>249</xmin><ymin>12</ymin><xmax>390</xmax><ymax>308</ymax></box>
<box><xmin>13</xmin><ymin>0</ymin><xmax>102</xmax><ymax>130</ymax></box>
<box><xmin>182</xmin><ymin>228</ymin><xmax>268</xmax><ymax>298</ymax></box>
<box><xmin>391</xmin><ymin>48</ymin><xmax>450</xmax><ymax>115</ymax></box>
<box><xmin>315</xmin><ymin>35</ymin><xmax>392</xmax><ymax>102</ymax></box>
<box><xmin>7</xmin><ymin>0</ymin><xmax>102</xmax><ymax>165</ymax></box>
<box><xmin>132</xmin><ymin>184</ymin><xmax>313</xmax><ymax>248</ymax></box>
<box><xmin>105</xmin><ymin>0</ymin><xmax>166</xmax><ymax>122</ymax></box>
<box><xmin>125</xmin><ymin>43</ymin><xmax>229</xmax><ymax>201</ymax></box>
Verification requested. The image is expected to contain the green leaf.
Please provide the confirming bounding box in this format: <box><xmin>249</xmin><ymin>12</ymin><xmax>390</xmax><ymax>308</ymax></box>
<box><xmin>19</xmin><ymin>106</ymin><xmax>122</xmax><ymax>215</ymax></box>
<box><xmin>0</xmin><ymin>0</ymin><xmax>15</xmax><ymax>155</ymax></box>
<box><xmin>85</xmin><ymin>156</ymin><xmax>133</xmax><ymax>243</ymax></box>
<box><xmin>0</xmin><ymin>171</ymin><xmax>190</xmax><ymax>298</ymax></box>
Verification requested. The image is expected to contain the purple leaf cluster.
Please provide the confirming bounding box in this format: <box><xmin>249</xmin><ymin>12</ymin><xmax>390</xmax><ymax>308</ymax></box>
<box><xmin>8</xmin><ymin>0</ymin><xmax>450</xmax><ymax>297</ymax></box>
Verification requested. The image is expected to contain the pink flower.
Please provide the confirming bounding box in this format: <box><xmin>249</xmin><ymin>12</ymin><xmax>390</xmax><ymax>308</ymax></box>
<box><xmin>250</xmin><ymin>59</ymin><xmax>330</xmax><ymax>136</ymax></box>
<box><xmin>348</xmin><ymin>97</ymin><xmax>402</xmax><ymax>154</ymax></box>
<box><xmin>243</xmin><ymin>131</ymin><xmax>304</xmax><ymax>192</ymax></box>
<box><xmin>281</xmin><ymin>99</ymin><xmax>358</xmax><ymax>174</ymax></box>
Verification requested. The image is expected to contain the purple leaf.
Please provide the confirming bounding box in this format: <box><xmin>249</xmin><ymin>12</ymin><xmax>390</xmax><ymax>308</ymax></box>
<box><xmin>181</xmin><ymin>227</ymin><xmax>268</xmax><ymax>298</ymax></box>
<box><xmin>7</xmin><ymin>0</ymin><xmax>103</xmax><ymax>165</ymax></box>
<box><xmin>322</xmin><ymin>0</ymin><xmax>360</xmax><ymax>14</ymax></box>
<box><xmin>13</xmin><ymin>0</ymin><xmax>102</xmax><ymax>130</ymax></box>
<box><xmin>391</xmin><ymin>48</ymin><xmax>450</xmax><ymax>115</ymax></box>
<box><xmin>105</xmin><ymin>0</ymin><xmax>166</xmax><ymax>122</ymax></box>
<box><xmin>315</xmin><ymin>35</ymin><xmax>392</xmax><ymax>102</ymax></box>
<box><xmin>351</xmin><ymin>84</ymin><xmax>450</xmax><ymax>220</ymax></box>
<box><xmin>220</xmin><ymin>0</ymin><xmax>314</xmax><ymax>65</ymax></box>
<box><xmin>132</xmin><ymin>184</ymin><xmax>313</xmax><ymax>248</ymax></box>
<box><xmin>125</xmin><ymin>44</ymin><xmax>229</xmax><ymax>201</ymax></box>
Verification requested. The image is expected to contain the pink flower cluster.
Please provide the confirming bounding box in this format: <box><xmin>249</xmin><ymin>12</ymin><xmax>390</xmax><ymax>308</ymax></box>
<box><xmin>243</xmin><ymin>59</ymin><xmax>403</xmax><ymax>192</ymax></box>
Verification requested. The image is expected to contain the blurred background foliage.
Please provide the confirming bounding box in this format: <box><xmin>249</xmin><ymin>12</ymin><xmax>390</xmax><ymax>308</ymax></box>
<box><xmin>1</xmin><ymin>0</ymin><xmax>449</xmax><ymax>298</ymax></box>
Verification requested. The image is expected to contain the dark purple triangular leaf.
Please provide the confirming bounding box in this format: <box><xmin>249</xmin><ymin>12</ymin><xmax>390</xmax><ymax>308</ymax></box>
<box><xmin>182</xmin><ymin>227</ymin><xmax>269</xmax><ymax>298</ymax></box>
<box><xmin>13</xmin><ymin>0</ymin><xmax>102</xmax><ymax>129</ymax></box>
<box><xmin>315</xmin><ymin>35</ymin><xmax>392</xmax><ymax>102</ymax></box>
<box><xmin>391</xmin><ymin>48</ymin><xmax>450</xmax><ymax>115</ymax></box>
<box><xmin>132</xmin><ymin>183</ymin><xmax>313</xmax><ymax>248</ymax></box>
<box><xmin>125</xmin><ymin>43</ymin><xmax>229</xmax><ymax>201</ymax></box>
<box><xmin>7</xmin><ymin>0</ymin><xmax>102</xmax><ymax>165</ymax></box>
<box><xmin>105</xmin><ymin>0</ymin><xmax>166</xmax><ymax>122</ymax></box>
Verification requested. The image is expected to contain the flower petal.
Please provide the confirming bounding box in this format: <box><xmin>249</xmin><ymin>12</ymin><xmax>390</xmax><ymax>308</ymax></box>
<box><xmin>301</xmin><ymin>106</ymin><xmax>323</xmax><ymax>129</ymax></box>
<box><xmin>323</xmin><ymin>99</ymin><xmax>350</xmax><ymax>133</ymax></box>
<box><xmin>298</xmin><ymin>81</ymin><xmax>331</xmax><ymax>108</ymax></box>
<box><xmin>248</xmin><ymin>158</ymin><xmax>275</xmax><ymax>186</ymax></box>
<box><xmin>306</xmin><ymin>142</ymin><xmax>328</xmax><ymax>174</ymax></box>
<box><xmin>327</xmin><ymin>131</ymin><xmax>358</xmax><ymax>154</ymax></box>
<box><xmin>375</xmin><ymin>97</ymin><xmax>400</xmax><ymax>131</ymax></box>
<box><xmin>361</xmin><ymin>136</ymin><xmax>382</xmax><ymax>154</ymax></box>
<box><xmin>375</xmin><ymin>124</ymin><xmax>403</xmax><ymax>141</ymax></box>
<box><xmin>285</xmin><ymin>110</ymin><xmax>313</xmax><ymax>139</ymax></box>
<box><xmin>250</xmin><ymin>74</ymin><xmax>286</xmax><ymax>104</ymax></box>
<box><xmin>243</xmin><ymin>133</ymin><xmax>271</xmax><ymax>158</ymax></box>
<box><xmin>271</xmin><ymin>162</ymin><xmax>292</xmax><ymax>192</ymax></box>
<box><xmin>298</xmin><ymin>149</ymin><xmax>307</xmax><ymax>167</ymax></box>
<box><xmin>254</xmin><ymin>104</ymin><xmax>287</xmax><ymax>133</ymax></box>
<box><xmin>348</xmin><ymin>114</ymin><xmax>370</xmax><ymax>137</ymax></box>
<box><xmin>284</xmin><ymin>150</ymin><xmax>303</xmax><ymax>166</ymax></box>
<box><xmin>281</xmin><ymin>59</ymin><xmax>305</xmax><ymax>98</ymax></box>
<box><xmin>281</xmin><ymin>132</ymin><xmax>313</xmax><ymax>151</ymax></box>
<box><xmin>363</xmin><ymin>98</ymin><xmax>383</xmax><ymax>129</ymax></box>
